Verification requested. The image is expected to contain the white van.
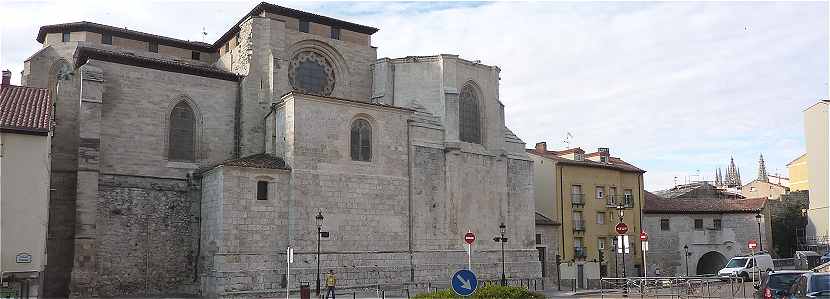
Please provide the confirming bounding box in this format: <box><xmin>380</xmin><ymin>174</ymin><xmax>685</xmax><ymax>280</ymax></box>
<box><xmin>718</xmin><ymin>253</ymin><xmax>775</xmax><ymax>281</ymax></box>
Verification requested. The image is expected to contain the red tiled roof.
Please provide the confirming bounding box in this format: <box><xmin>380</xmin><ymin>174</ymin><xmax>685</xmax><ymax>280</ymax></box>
<box><xmin>643</xmin><ymin>197</ymin><xmax>766</xmax><ymax>214</ymax></box>
<box><xmin>527</xmin><ymin>148</ymin><xmax>645</xmax><ymax>173</ymax></box>
<box><xmin>0</xmin><ymin>85</ymin><xmax>51</xmax><ymax>135</ymax></box>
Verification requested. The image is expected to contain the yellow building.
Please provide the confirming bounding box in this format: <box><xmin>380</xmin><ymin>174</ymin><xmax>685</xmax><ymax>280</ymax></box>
<box><xmin>787</xmin><ymin>153</ymin><xmax>809</xmax><ymax>191</ymax></box>
<box><xmin>529</xmin><ymin>142</ymin><xmax>645</xmax><ymax>289</ymax></box>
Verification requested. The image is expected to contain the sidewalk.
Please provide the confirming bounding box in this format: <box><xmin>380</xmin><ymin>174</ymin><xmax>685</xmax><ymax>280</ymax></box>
<box><xmin>540</xmin><ymin>287</ymin><xmax>614</xmax><ymax>298</ymax></box>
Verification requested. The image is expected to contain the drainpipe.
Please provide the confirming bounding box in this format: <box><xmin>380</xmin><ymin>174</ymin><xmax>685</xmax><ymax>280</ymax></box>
<box><xmin>407</xmin><ymin>119</ymin><xmax>414</xmax><ymax>282</ymax></box>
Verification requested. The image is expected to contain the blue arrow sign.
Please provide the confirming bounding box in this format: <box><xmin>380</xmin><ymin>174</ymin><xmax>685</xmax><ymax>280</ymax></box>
<box><xmin>451</xmin><ymin>269</ymin><xmax>478</xmax><ymax>297</ymax></box>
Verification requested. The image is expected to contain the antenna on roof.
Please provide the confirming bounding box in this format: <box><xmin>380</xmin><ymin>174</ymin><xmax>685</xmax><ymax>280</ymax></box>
<box><xmin>562</xmin><ymin>132</ymin><xmax>573</xmax><ymax>149</ymax></box>
<box><xmin>202</xmin><ymin>27</ymin><xmax>208</xmax><ymax>42</ymax></box>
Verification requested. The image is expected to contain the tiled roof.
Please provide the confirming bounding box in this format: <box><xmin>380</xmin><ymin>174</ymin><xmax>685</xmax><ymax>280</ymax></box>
<box><xmin>653</xmin><ymin>181</ymin><xmax>744</xmax><ymax>199</ymax></box>
<box><xmin>222</xmin><ymin>153</ymin><xmax>290</xmax><ymax>170</ymax></box>
<box><xmin>37</xmin><ymin>21</ymin><xmax>213</xmax><ymax>51</ymax></box>
<box><xmin>643</xmin><ymin>197</ymin><xmax>766</xmax><ymax>214</ymax></box>
<box><xmin>75</xmin><ymin>46</ymin><xmax>241</xmax><ymax>81</ymax></box>
<box><xmin>535</xmin><ymin>212</ymin><xmax>560</xmax><ymax>226</ymax></box>
<box><xmin>527</xmin><ymin>148</ymin><xmax>645</xmax><ymax>173</ymax></box>
<box><xmin>0</xmin><ymin>85</ymin><xmax>51</xmax><ymax>135</ymax></box>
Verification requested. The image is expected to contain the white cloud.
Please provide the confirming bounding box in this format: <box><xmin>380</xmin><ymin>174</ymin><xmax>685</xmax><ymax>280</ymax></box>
<box><xmin>1</xmin><ymin>1</ymin><xmax>826</xmax><ymax>191</ymax></box>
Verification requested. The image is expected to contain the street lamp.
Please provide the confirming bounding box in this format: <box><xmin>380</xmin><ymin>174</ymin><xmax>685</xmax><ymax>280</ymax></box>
<box><xmin>493</xmin><ymin>222</ymin><xmax>508</xmax><ymax>286</ymax></box>
<box><xmin>755</xmin><ymin>214</ymin><xmax>763</xmax><ymax>251</ymax></box>
<box><xmin>315</xmin><ymin>211</ymin><xmax>324</xmax><ymax>296</ymax></box>
<box><xmin>683</xmin><ymin>245</ymin><xmax>689</xmax><ymax>277</ymax></box>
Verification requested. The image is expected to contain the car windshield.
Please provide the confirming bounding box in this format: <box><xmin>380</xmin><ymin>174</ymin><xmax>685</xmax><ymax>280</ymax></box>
<box><xmin>726</xmin><ymin>258</ymin><xmax>748</xmax><ymax>268</ymax></box>
<box><xmin>767</xmin><ymin>273</ymin><xmax>804</xmax><ymax>290</ymax></box>
<box><xmin>810</xmin><ymin>275</ymin><xmax>830</xmax><ymax>292</ymax></box>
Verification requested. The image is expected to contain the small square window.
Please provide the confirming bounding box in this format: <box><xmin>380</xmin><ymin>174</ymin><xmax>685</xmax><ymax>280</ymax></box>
<box><xmin>535</xmin><ymin>233</ymin><xmax>542</xmax><ymax>245</ymax></box>
<box><xmin>596</xmin><ymin>186</ymin><xmax>605</xmax><ymax>199</ymax></box>
<box><xmin>331</xmin><ymin>27</ymin><xmax>340</xmax><ymax>40</ymax></box>
<box><xmin>192</xmin><ymin>51</ymin><xmax>201</xmax><ymax>60</ymax></box>
<box><xmin>694</xmin><ymin>219</ymin><xmax>703</xmax><ymax>230</ymax></box>
<box><xmin>256</xmin><ymin>181</ymin><xmax>268</xmax><ymax>200</ymax></box>
<box><xmin>660</xmin><ymin>219</ymin><xmax>670</xmax><ymax>231</ymax></box>
<box><xmin>62</xmin><ymin>32</ymin><xmax>70</xmax><ymax>42</ymax></box>
<box><xmin>102</xmin><ymin>33</ymin><xmax>112</xmax><ymax>45</ymax></box>
<box><xmin>299</xmin><ymin>20</ymin><xmax>310</xmax><ymax>33</ymax></box>
<box><xmin>598</xmin><ymin>238</ymin><xmax>605</xmax><ymax>250</ymax></box>
<box><xmin>149</xmin><ymin>41</ymin><xmax>159</xmax><ymax>53</ymax></box>
<box><xmin>713</xmin><ymin>219</ymin><xmax>722</xmax><ymax>231</ymax></box>
<box><xmin>596</xmin><ymin>212</ymin><xmax>605</xmax><ymax>225</ymax></box>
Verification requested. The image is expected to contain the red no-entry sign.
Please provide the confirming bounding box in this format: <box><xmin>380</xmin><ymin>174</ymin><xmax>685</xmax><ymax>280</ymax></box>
<box><xmin>465</xmin><ymin>231</ymin><xmax>475</xmax><ymax>244</ymax></box>
<box><xmin>615</xmin><ymin>223</ymin><xmax>629</xmax><ymax>235</ymax></box>
<box><xmin>748</xmin><ymin>240</ymin><xmax>757</xmax><ymax>250</ymax></box>
<box><xmin>640</xmin><ymin>231</ymin><xmax>648</xmax><ymax>241</ymax></box>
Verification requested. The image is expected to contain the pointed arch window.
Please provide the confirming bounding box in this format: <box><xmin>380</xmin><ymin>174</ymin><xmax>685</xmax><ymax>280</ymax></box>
<box><xmin>168</xmin><ymin>101</ymin><xmax>196</xmax><ymax>161</ymax></box>
<box><xmin>350</xmin><ymin>119</ymin><xmax>371</xmax><ymax>161</ymax></box>
<box><xmin>459</xmin><ymin>84</ymin><xmax>481</xmax><ymax>144</ymax></box>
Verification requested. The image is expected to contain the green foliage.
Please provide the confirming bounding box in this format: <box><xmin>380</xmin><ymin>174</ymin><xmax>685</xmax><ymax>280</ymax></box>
<box><xmin>413</xmin><ymin>284</ymin><xmax>545</xmax><ymax>299</ymax></box>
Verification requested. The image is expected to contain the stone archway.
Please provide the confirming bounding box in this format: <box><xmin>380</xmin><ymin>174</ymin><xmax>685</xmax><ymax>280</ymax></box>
<box><xmin>696</xmin><ymin>251</ymin><xmax>727</xmax><ymax>275</ymax></box>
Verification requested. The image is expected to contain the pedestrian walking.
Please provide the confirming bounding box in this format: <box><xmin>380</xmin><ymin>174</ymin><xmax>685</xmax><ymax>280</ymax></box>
<box><xmin>325</xmin><ymin>269</ymin><xmax>336</xmax><ymax>299</ymax></box>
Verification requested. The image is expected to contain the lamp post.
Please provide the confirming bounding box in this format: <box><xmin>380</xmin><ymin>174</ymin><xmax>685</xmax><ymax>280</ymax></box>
<box><xmin>683</xmin><ymin>245</ymin><xmax>689</xmax><ymax>276</ymax></box>
<box><xmin>315</xmin><ymin>212</ymin><xmax>324</xmax><ymax>296</ymax></box>
<box><xmin>755</xmin><ymin>214</ymin><xmax>763</xmax><ymax>251</ymax></box>
<box><xmin>616</xmin><ymin>205</ymin><xmax>626</xmax><ymax>278</ymax></box>
<box><xmin>493</xmin><ymin>222</ymin><xmax>508</xmax><ymax>286</ymax></box>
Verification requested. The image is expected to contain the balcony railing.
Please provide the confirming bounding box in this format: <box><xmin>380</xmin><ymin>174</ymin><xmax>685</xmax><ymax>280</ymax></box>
<box><xmin>574</xmin><ymin>246</ymin><xmax>587</xmax><ymax>258</ymax></box>
<box><xmin>573</xmin><ymin>220</ymin><xmax>585</xmax><ymax>231</ymax></box>
<box><xmin>571</xmin><ymin>193</ymin><xmax>585</xmax><ymax>205</ymax></box>
<box><xmin>605</xmin><ymin>195</ymin><xmax>635</xmax><ymax>208</ymax></box>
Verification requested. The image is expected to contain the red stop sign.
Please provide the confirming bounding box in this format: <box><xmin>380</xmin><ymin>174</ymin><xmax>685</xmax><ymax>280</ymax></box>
<box><xmin>615</xmin><ymin>223</ymin><xmax>629</xmax><ymax>235</ymax></box>
<box><xmin>640</xmin><ymin>231</ymin><xmax>648</xmax><ymax>241</ymax></box>
<box><xmin>748</xmin><ymin>240</ymin><xmax>757</xmax><ymax>249</ymax></box>
<box><xmin>464</xmin><ymin>231</ymin><xmax>475</xmax><ymax>244</ymax></box>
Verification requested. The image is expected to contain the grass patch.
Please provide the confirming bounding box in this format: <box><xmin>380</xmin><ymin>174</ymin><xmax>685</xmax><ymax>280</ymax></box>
<box><xmin>413</xmin><ymin>284</ymin><xmax>545</xmax><ymax>299</ymax></box>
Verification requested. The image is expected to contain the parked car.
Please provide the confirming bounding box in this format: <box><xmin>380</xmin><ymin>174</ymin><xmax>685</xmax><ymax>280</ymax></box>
<box><xmin>754</xmin><ymin>270</ymin><xmax>809</xmax><ymax>298</ymax></box>
<box><xmin>718</xmin><ymin>253</ymin><xmax>775</xmax><ymax>281</ymax></box>
<box><xmin>787</xmin><ymin>272</ymin><xmax>830</xmax><ymax>298</ymax></box>
<box><xmin>820</xmin><ymin>252</ymin><xmax>830</xmax><ymax>265</ymax></box>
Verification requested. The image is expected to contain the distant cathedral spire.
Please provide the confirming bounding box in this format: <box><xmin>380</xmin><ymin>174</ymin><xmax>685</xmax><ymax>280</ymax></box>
<box><xmin>725</xmin><ymin>157</ymin><xmax>740</xmax><ymax>187</ymax></box>
<box><xmin>714</xmin><ymin>168</ymin><xmax>722</xmax><ymax>186</ymax></box>
<box><xmin>757</xmin><ymin>154</ymin><xmax>768</xmax><ymax>182</ymax></box>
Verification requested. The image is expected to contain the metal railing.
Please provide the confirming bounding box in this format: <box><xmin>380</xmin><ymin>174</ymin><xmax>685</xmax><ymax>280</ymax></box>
<box><xmin>600</xmin><ymin>276</ymin><xmax>747</xmax><ymax>298</ymax></box>
<box><xmin>574</xmin><ymin>246</ymin><xmax>587</xmax><ymax>258</ymax></box>
<box><xmin>572</xmin><ymin>193</ymin><xmax>585</xmax><ymax>205</ymax></box>
<box><xmin>573</xmin><ymin>220</ymin><xmax>585</xmax><ymax>231</ymax></box>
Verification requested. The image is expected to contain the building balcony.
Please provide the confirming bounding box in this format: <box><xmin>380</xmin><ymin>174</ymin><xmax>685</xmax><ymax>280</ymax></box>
<box><xmin>571</xmin><ymin>193</ymin><xmax>585</xmax><ymax>205</ymax></box>
<box><xmin>573</xmin><ymin>220</ymin><xmax>585</xmax><ymax>231</ymax></box>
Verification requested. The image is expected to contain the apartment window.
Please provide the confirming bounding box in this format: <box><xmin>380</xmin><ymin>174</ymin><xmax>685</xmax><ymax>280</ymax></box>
<box><xmin>600</xmin><ymin>156</ymin><xmax>609</xmax><ymax>163</ymax></box>
<box><xmin>331</xmin><ymin>27</ymin><xmax>341</xmax><ymax>40</ymax></box>
<box><xmin>62</xmin><ymin>31</ymin><xmax>70</xmax><ymax>42</ymax></box>
<box><xmin>608</xmin><ymin>187</ymin><xmax>617</xmax><ymax>204</ymax></box>
<box><xmin>596</xmin><ymin>212</ymin><xmax>605</xmax><ymax>224</ymax></box>
<box><xmin>571</xmin><ymin>185</ymin><xmax>583</xmax><ymax>204</ymax></box>
<box><xmin>235</xmin><ymin>33</ymin><xmax>240</xmax><ymax>46</ymax></box>
<box><xmin>535</xmin><ymin>234</ymin><xmax>542</xmax><ymax>245</ymax></box>
<box><xmin>573</xmin><ymin>212</ymin><xmax>584</xmax><ymax>231</ymax></box>
<box><xmin>598</xmin><ymin>238</ymin><xmax>605</xmax><ymax>250</ymax></box>
<box><xmin>149</xmin><ymin>41</ymin><xmax>159</xmax><ymax>53</ymax></box>
<box><xmin>660</xmin><ymin>219</ymin><xmax>670</xmax><ymax>231</ymax></box>
<box><xmin>224</xmin><ymin>43</ymin><xmax>229</xmax><ymax>53</ymax></box>
<box><xmin>694</xmin><ymin>219</ymin><xmax>703</xmax><ymax>230</ymax></box>
<box><xmin>713</xmin><ymin>219</ymin><xmax>722</xmax><ymax>231</ymax></box>
<box><xmin>299</xmin><ymin>20</ymin><xmax>310</xmax><ymax>33</ymax></box>
<box><xmin>256</xmin><ymin>181</ymin><xmax>268</xmax><ymax>200</ymax></box>
<box><xmin>624</xmin><ymin>189</ymin><xmax>633</xmax><ymax>207</ymax></box>
<box><xmin>596</xmin><ymin>186</ymin><xmax>605</xmax><ymax>199</ymax></box>
<box><xmin>102</xmin><ymin>33</ymin><xmax>112</xmax><ymax>45</ymax></box>
<box><xmin>192</xmin><ymin>51</ymin><xmax>201</xmax><ymax>61</ymax></box>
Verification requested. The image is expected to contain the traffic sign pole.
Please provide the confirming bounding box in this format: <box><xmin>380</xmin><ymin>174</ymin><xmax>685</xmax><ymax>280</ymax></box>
<box><xmin>464</xmin><ymin>231</ymin><xmax>475</xmax><ymax>271</ymax></box>
<box><xmin>640</xmin><ymin>232</ymin><xmax>648</xmax><ymax>277</ymax></box>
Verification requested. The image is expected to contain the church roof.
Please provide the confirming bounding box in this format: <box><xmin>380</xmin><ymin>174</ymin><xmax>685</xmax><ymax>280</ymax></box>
<box><xmin>221</xmin><ymin>153</ymin><xmax>290</xmax><ymax>170</ymax></box>
<box><xmin>0</xmin><ymin>84</ymin><xmax>51</xmax><ymax>135</ymax></box>
<box><xmin>38</xmin><ymin>3</ymin><xmax>378</xmax><ymax>51</ymax></box>
<box><xmin>643</xmin><ymin>197</ymin><xmax>767</xmax><ymax>214</ymax></box>
<box><xmin>74</xmin><ymin>46</ymin><xmax>242</xmax><ymax>81</ymax></box>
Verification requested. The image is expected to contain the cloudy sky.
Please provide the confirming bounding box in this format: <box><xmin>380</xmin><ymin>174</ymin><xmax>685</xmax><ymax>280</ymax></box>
<box><xmin>1</xmin><ymin>1</ymin><xmax>827</xmax><ymax>190</ymax></box>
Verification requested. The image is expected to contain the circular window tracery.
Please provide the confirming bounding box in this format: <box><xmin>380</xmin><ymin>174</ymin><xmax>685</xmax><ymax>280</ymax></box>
<box><xmin>288</xmin><ymin>51</ymin><xmax>336</xmax><ymax>96</ymax></box>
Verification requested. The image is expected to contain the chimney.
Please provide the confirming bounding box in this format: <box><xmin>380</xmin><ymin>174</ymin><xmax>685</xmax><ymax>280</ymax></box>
<box><xmin>1</xmin><ymin>70</ymin><xmax>10</xmax><ymax>87</ymax></box>
<box><xmin>535</xmin><ymin>142</ymin><xmax>547</xmax><ymax>152</ymax></box>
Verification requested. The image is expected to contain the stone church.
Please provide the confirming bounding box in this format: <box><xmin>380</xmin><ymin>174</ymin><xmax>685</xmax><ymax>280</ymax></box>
<box><xmin>21</xmin><ymin>3</ymin><xmax>540</xmax><ymax>297</ymax></box>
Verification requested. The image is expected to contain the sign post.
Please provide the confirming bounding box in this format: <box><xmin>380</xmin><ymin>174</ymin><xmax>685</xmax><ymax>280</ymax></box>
<box><xmin>748</xmin><ymin>240</ymin><xmax>758</xmax><ymax>284</ymax></box>
<box><xmin>465</xmin><ymin>231</ymin><xmax>475</xmax><ymax>270</ymax></box>
<box><xmin>640</xmin><ymin>231</ymin><xmax>648</xmax><ymax>277</ymax></box>
<box><xmin>286</xmin><ymin>246</ymin><xmax>293</xmax><ymax>299</ymax></box>
<box><xmin>616</xmin><ymin>222</ymin><xmax>629</xmax><ymax>278</ymax></box>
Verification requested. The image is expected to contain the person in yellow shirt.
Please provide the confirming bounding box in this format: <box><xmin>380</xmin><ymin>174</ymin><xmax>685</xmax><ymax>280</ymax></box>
<box><xmin>325</xmin><ymin>269</ymin><xmax>336</xmax><ymax>299</ymax></box>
